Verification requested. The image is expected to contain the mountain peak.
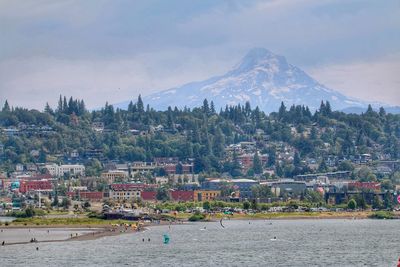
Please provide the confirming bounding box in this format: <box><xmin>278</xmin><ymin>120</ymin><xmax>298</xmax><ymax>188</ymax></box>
<box><xmin>136</xmin><ymin>48</ymin><xmax>367</xmax><ymax>113</ymax></box>
<box><xmin>232</xmin><ymin>47</ymin><xmax>286</xmax><ymax>74</ymax></box>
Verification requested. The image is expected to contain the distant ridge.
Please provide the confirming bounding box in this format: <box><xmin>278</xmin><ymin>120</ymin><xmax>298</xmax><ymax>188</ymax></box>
<box><xmin>114</xmin><ymin>48</ymin><xmax>398</xmax><ymax>114</ymax></box>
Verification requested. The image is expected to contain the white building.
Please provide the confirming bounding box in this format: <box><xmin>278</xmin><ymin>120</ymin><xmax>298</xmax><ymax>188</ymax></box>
<box><xmin>45</xmin><ymin>164</ymin><xmax>85</xmax><ymax>177</ymax></box>
<box><xmin>109</xmin><ymin>184</ymin><xmax>144</xmax><ymax>201</ymax></box>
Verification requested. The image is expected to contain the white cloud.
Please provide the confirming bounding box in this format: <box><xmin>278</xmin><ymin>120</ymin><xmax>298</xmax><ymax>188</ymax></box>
<box><xmin>0</xmin><ymin>0</ymin><xmax>399</xmax><ymax>109</ymax></box>
<box><xmin>307</xmin><ymin>55</ymin><xmax>400</xmax><ymax>106</ymax></box>
<box><xmin>0</xmin><ymin>51</ymin><xmax>232</xmax><ymax>110</ymax></box>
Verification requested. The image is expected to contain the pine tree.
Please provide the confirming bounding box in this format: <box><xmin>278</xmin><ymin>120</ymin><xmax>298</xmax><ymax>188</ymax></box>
<box><xmin>44</xmin><ymin>102</ymin><xmax>53</xmax><ymax>114</ymax></box>
<box><xmin>318</xmin><ymin>159</ymin><xmax>328</xmax><ymax>173</ymax></box>
<box><xmin>63</xmin><ymin>96</ymin><xmax>68</xmax><ymax>113</ymax></box>
<box><xmin>212</xmin><ymin>127</ymin><xmax>225</xmax><ymax>157</ymax></box>
<box><xmin>366</xmin><ymin>104</ymin><xmax>374</xmax><ymax>115</ymax></box>
<box><xmin>2</xmin><ymin>100</ymin><xmax>10</xmax><ymax>112</ymax></box>
<box><xmin>252</xmin><ymin>152</ymin><xmax>263</xmax><ymax>175</ymax></box>
<box><xmin>379</xmin><ymin>107</ymin><xmax>386</xmax><ymax>117</ymax></box>
<box><xmin>278</xmin><ymin>102</ymin><xmax>286</xmax><ymax>121</ymax></box>
<box><xmin>293</xmin><ymin>152</ymin><xmax>301</xmax><ymax>167</ymax></box>
<box><xmin>137</xmin><ymin>95</ymin><xmax>144</xmax><ymax>113</ymax></box>
<box><xmin>127</xmin><ymin>101</ymin><xmax>134</xmax><ymax>112</ymax></box>
<box><xmin>325</xmin><ymin>101</ymin><xmax>332</xmax><ymax>116</ymax></box>
<box><xmin>202</xmin><ymin>99</ymin><xmax>209</xmax><ymax>114</ymax></box>
<box><xmin>57</xmin><ymin>95</ymin><xmax>63</xmax><ymax>113</ymax></box>
<box><xmin>230</xmin><ymin>151</ymin><xmax>242</xmax><ymax>177</ymax></box>
<box><xmin>210</xmin><ymin>101</ymin><xmax>216</xmax><ymax>114</ymax></box>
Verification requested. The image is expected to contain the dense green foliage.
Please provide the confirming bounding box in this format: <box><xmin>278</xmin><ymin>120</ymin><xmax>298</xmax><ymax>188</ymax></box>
<box><xmin>368</xmin><ymin>211</ymin><xmax>395</xmax><ymax>219</ymax></box>
<box><xmin>1</xmin><ymin>96</ymin><xmax>399</xmax><ymax>177</ymax></box>
<box><xmin>188</xmin><ymin>211</ymin><xmax>206</xmax><ymax>221</ymax></box>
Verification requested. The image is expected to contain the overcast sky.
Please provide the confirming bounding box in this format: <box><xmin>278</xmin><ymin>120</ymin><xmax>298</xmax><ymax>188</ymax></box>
<box><xmin>0</xmin><ymin>0</ymin><xmax>399</xmax><ymax>110</ymax></box>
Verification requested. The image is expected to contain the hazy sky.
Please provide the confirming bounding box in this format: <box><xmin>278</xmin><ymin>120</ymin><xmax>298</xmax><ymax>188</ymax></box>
<box><xmin>0</xmin><ymin>0</ymin><xmax>399</xmax><ymax>110</ymax></box>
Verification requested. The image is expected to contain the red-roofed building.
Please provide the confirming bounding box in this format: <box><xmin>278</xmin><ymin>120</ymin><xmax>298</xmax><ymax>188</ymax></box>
<box><xmin>19</xmin><ymin>180</ymin><xmax>53</xmax><ymax>193</ymax></box>
<box><xmin>141</xmin><ymin>191</ymin><xmax>157</xmax><ymax>201</ymax></box>
<box><xmin>348</xmin><ymin>182</ymin><xmax>381</xmax><ymax>192</ymax></box>
<box><xmin>170</xmin><ymin>190</ymin><xmax>193</xmax><ymax>202</ymax></box>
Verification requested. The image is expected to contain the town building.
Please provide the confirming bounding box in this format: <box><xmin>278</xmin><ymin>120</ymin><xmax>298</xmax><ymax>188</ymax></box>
<box><xmin>294</xmin><ymin>171</ymin><xmax>351</xmax><ymax>181</ymax></box>
<box><xmin>101</xmin><ymin>170</ymin><xmax>127</xmax><ymax>183</ymax></box>
<box><xmin>170</xmin><ymin>190</ymin><xmax>194</xmax><ymax>202</ymax></box>
<box><xmin>67</xmin><ymin>191</ymin><xmax>104</xmax><ymax>201</ymax></box>
<box><xmin>108</xmin><ymin>183</ymin><xmax>145</xmax><ymax>201</ymax></box>
<box><xmin>19</xmin><ymin>180</ymin><xmax>53</xmax><ymax>193</ymax></box>
<box><xmin>193</xmin><ymin>190</ymin><xmax>221</xmax><ymax>201</ymax></box>
<box><xmin>45</xmin><ymin>164</ymin><xmax>85</xmax><ymax>177</ymax></box>
<box><xmin>268</xmin><ymin>180</ymin><xmax>307</xmax><ymax>197</ymax></box>
<box><xmin>348</xmin><ymin>182</ymin><xmax>381</xmax><ymax>192</ymax></box>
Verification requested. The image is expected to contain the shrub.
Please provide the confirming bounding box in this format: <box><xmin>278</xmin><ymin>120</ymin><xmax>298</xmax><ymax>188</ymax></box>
<box><xmin>369</xmin><ymin>211</ymin><xmax>395</xmax><ymax>219</ymax></box>
<box><xmin>188</xmin><ymin>213</ymin><xmax>205</xmax><ymax>222</ymax></box>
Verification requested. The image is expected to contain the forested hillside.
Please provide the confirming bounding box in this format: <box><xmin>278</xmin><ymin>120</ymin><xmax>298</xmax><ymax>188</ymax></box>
<box><xmin>0</xmin><ymin>96</ymin><xmax>399</xmax><ymax>177</ymax></box>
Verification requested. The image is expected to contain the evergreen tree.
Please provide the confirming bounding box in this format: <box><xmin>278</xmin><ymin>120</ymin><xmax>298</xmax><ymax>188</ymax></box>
<box><xmin>318</xmin><ymin>159</ymin><xmax>328</xmax><ymax>173</ymax></box>
<box><xmin>230</xmin><ymin>151</ymin><xmax>242</xmax><ymax>177</ymax></box>
<box><xmin>252</xmin><ymin>152</ymin><xmax>263</xmax><ymax>175</ymax></box>
<box><xmin>293</xmin><ymin>152</ymin><xmax>301</xmax><ymax>167</ymax></box>
<box><xmin>212</xmin><ymin>127</ymin><xmax>225</xmax><ymax>158</ymax></box>
<box><xmin>137</xmin><ymin>94</ymin><xmax>144</xmax><ymax>113</ymax></box>
<box><xmin>44</xmin><ymin>102</ymin><xmax>53</xmax><ymax>114</ymax></box>
<box><xmin>57</xmin><ymin>95</ymin><xmax>63</xmax><ymax>113</ymax></box>
<box><xmin>275</xmin><ymin>163</ymin><xmax>284</xmax><ymax>177</ymax></box>
<box><xmin>267</xmin><ymin>148</ymin><xmax>276</xmax><ymax>167</ymax></box>
<box><xmin>63</xmin><ymin>96</ymin><xmax>68</xmax><ymax>113</ymax></box>
<box><xmin>202</xmin><ymin>99</ymin><xmax>210</xmax><ymax>114</ymax></box>
<box><xmin>379</xmin><ymin>107</ymin><xmax>386</xmax><ymax>117</ymax></box>
<box><xmin>278</xmin><ymin>102</ymin><xmax>286</xmax><ymax>121</ymax></box>
<box><xmin>210</xmin><ymin>101</ymin><xmax>216</xmax><ymax>114</ymax></box>
<box><xmin>2</xmin><ymin>100</ymin><xmax>10</xmax><ymax>112</ymax></box>
<box><xmin>325</xmin><ymin>101</ymin><xmax>332</xmax><ymax>116</ymax></box>
<box><xmin>366</xmin><ymin>104</ymin><xmax>374</xmax><ymax>115</ymax></box>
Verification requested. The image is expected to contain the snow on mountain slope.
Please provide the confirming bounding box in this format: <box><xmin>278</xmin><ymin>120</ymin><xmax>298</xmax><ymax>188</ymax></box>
<box><xmin>118</xmin><ymin>48</ymin><xmax>372</xmax><ymax>112</ymax></box>
<box><xmin>142</xmin><ymin>48</ymin><xmax>367</xmax><ymax>112</ymax></box>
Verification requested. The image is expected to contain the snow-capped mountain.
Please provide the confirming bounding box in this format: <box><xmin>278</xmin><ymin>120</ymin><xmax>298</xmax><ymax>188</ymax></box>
<box><xmin>140</xmin><ymin>48</ymin><xmax>366</xmax><ymax>113</ymax></box>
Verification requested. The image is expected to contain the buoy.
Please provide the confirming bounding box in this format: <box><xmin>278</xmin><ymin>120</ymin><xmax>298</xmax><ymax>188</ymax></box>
<box><xmin>36</xmin><ymin>247</ymin><xmax>39</xmax><ymax>251</ymax></box>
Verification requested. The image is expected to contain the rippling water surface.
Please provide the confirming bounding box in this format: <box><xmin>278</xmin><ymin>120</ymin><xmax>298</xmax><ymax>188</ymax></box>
<box><xmin>1</xmin><ymin>219</ymin><xmax>399</xmax><ymax>267</ymax></box>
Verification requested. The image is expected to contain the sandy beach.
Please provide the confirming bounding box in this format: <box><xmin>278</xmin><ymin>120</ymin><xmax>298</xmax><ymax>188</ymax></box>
<box><xmin>0</xmin><ymin>224</ymin><xmax>144</xmax><ymax>246</ymax></box>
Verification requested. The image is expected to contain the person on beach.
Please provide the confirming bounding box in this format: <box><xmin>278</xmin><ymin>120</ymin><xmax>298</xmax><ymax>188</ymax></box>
<box><xmin>2</xmin><ymin>241</ymin><xmax>4</xmax><ymax>246</ymax></box>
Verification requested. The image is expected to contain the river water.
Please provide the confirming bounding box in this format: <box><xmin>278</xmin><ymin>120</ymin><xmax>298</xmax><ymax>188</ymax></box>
<box><xmin>1</xmin><ymin>219</ymin><xmax>399</xmax><ymax>266</ymax></box>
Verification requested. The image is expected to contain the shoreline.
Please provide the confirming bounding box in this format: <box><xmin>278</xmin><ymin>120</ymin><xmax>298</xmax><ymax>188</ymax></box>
<box><xmin>0</xmin><ymin>211</ymin><xmax>393</xmax><ymax>245</ymax></box>
<box><xmin>0</xmin><ymin>223</ymin><xmax>149</xmax><ymax>246</ymax></box>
